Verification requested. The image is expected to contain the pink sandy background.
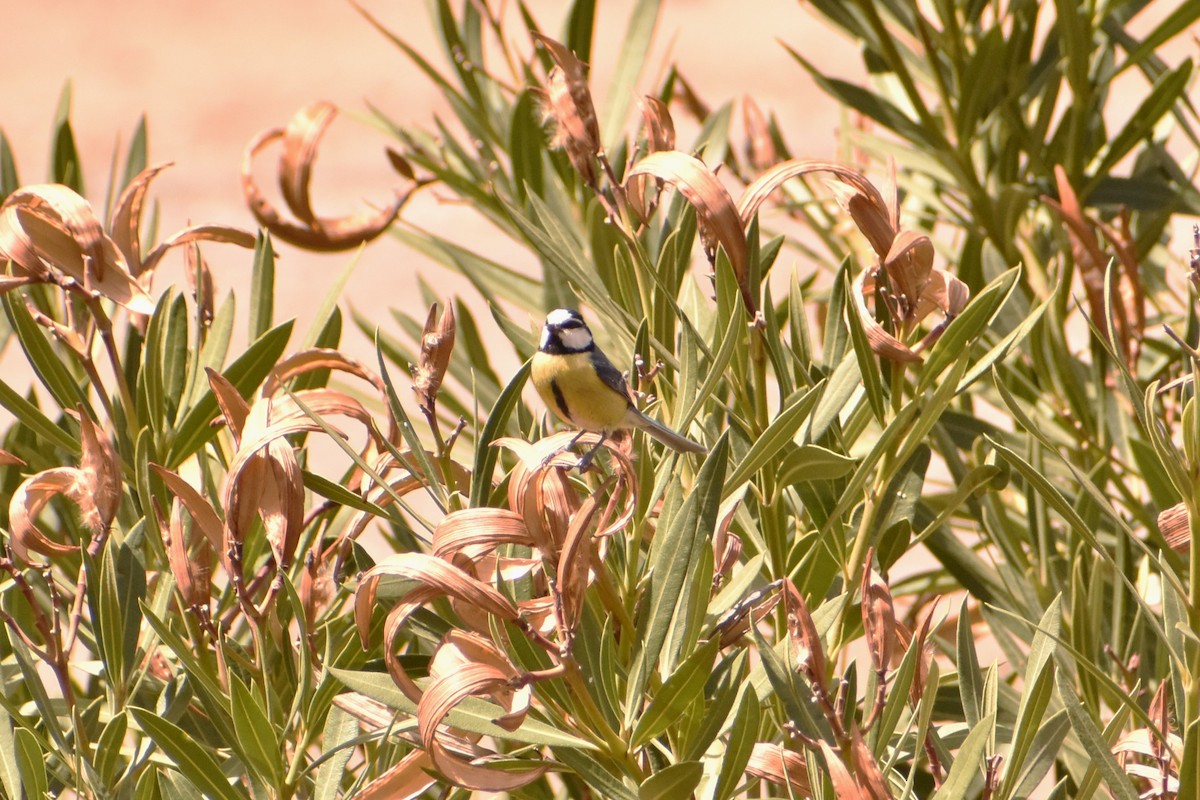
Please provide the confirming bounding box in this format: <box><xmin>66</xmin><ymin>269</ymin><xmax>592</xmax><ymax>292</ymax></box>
<box><xmin>1</xmin><ymin>0</ymin><xmax>856</xmax><ymax>352</ymax></box>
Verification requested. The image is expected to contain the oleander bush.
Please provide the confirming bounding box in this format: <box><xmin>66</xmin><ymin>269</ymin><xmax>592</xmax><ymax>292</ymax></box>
<box><xmin>1</xmin><ymin>1</ymin><xmax>1199</xmax><ymax>798</ymax></box>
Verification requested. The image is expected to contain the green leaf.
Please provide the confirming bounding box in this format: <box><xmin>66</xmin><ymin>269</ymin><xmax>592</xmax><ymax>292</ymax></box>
<box><xmin>1055</xmin><ymin>669</ymin><xmax>1139</xmax><ymax>800</ymax></box>
<box><xmin>638</xmin><ymin>761</ymin><xmax>702</xmax><ymax>800</ymax></box>
<box><xmin>0</xmin><ymin>378</ymin><xmax>80</xmax><ymax>454</ymax></box>
<box><xmin>471</xmin><ymin>361</ymin><xmax>530</xmax><ymax>507</ymax></box>
<box><xmin>0</xmin><ymin>129</ymin><xmax>20</xmax><ymax>201</ymax></box>
<box><xmin>3</xmin><ymin>292</ymin><xmax>88</xmax><ymax>413</ymax></box>
<box><xmin>510</xmin><ymin>89</ymin><xmax>546</xmax><ymax>204</ymax></box>
<box><xmin>555</xmin><ymin>748</ymin><xmax>638</xmax><ymax>800</ymax></box>
<box><xmin>956</xmin><ymin>596</ymin><xmax>983</xmax><ymax>729</ymax></box>
<box><xmin>919</xmin><ymin>265</ymin><xmax>1021</xmax><ymax>394</ymax></box>
<box><xmin>997</xmin><ymin>596</ymin><xmax>1060</xmax><ymax>797</ymax></box>
<box><xmin>129</xmin><ymin>707</ymin><xmax>248</xmax><ymax>800</ymax></box>
<box><xmin>13</xmin><ymin>727</ymin><xmax>46</xmax><ymax>800</ymax></box>
<box><xmin>930</xmin><ymin>713</ymin><xmax>995</xmax><ymax>800</ymax></box>
<box><xmin>314</xmin><ymin>705</ymin><xmax>359</xmax><ymax>800</ymax></box>
<box><xmin>712</xmin><ymin>686</ymin><xmax>759</xmax><ymax>800</ymax></box>
<box><xmin>843</xmin><ymin>270</ymin><xmax>886</xmax><ymax>424</ymax></box>
<box><xmin>123</xmin><ymin>114</ymin><xmax>149</xmax><ymax>189</ymax></box>
<box><xmin>95</xmin><ymin>711</ymin><xmax>129</xmax><ymax>789</ymax></box>
<box><xmin>1090</xmin><ymin>60</ymin><xmax>1192</xmax><ymax>185</ymax></box>
<box><xmin>0</xmin><ymin>711</ymin><xmax>20</xmax><ymax>799</ymax></box>
<box><xmin>96</xmin><ymin>541</ymin><xmax>147</xmax><ymax>694</ymax></box>
<box><xmin>630</xmin><ymin>639</ymin><xmax>719</xmax><ymax>748</ymax></box>
<box><xmin>51</xmin><ymin>85</ymin><xmax>84</xmax><ymax>192</ymax></box>
<box><xmin>303</xmin><ymin>470</ymin><xmax>391</xmax><ymax>517</ymax></box>
<box><xmin>600</xmin><ymin>0</ymin><xmax>661</xmax><ymax>148</ymax></box>
<box><xmin>1012</xmin><ymin>709</ymin><xmax>1070</xmax><ymax>799</ymax></box>
<box><xmin>628</xmin><ymin>435</ymin><xmax>729</xmax><ymax>709</ymax></box>
<box><xmin>249</xmin><ymin>232</ymin><xmax>275</xmax><ymax>341</ymax></box>
<box><xmin>229</xmin><ymin>677</ymin><xmax>283</xmax><ymax>786</ymax></box>
<box><xmin>167</xmin><ymin>319</ymin><xmax>293</xmax><ymax>466</ymax></box>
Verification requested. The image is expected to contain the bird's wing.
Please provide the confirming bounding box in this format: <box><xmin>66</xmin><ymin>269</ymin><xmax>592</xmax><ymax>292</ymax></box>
<box><xmin>590</xmin><ymin>348</ymin><xmax>634</xmax><ymax>404</ymax></box>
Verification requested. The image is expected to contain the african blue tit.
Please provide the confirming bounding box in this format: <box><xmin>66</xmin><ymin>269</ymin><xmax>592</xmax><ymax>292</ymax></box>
<box><xmin>531</xmin><ymin>308</ymin><xmax>706</xmax><ymax>468</ymax></box>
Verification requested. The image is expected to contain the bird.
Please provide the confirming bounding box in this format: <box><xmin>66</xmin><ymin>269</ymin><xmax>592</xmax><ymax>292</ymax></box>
<box><xmin>530</xmin><ymin>308</ymin><xmax>707</xmax><ymax>469</ymax></box>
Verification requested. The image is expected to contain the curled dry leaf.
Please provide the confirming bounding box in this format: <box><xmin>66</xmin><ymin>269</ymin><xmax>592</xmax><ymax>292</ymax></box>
<box><xmin>150</xmin><ymin>464</ymin><xmax>225</xmax><ymax>552</ymax></box>
<box><xmin>820</xmin><ymin>740</ymin><xmax>867</xmax><ymax>800</ymax></box>
<box><xmin>746</xmin><ymin>742</ymin><xmax>811</xmax><ymax>797</ymax></box>
<box><xmin>784</xmin><ymin>580</ymin><xmax>828</xmax><ymax>693</ymax></box>
<box><xmin>348</xmin><ymin>749</ymin><xmax>436</xmax><ymax>800</ymax></box>
<box><xmin>860</xmin><ymin>561</ymin><xmax>896</xmax><ymax>674</ymax></box>
<box><xmin>739</xmin><ymin>159</ymin><xmax>969</xmax><ymax>360</ymax></box>
<box><xmin>851</xmin><ymin>726</ymin><xmax>893</xmax><ymax>800</ymax></box>
<box><xmin>535</xmin><ymin>34</ymin><xmax>600</xmax><ymax>187</ymax></box>
<box><xmin>223</xmin><ymin>398</ymin><xmax>309</xmax><ymax>576</ymax></box>
<box><xmin>742</xmin><ymin>95</ymin><xmax>778</xmax><ymax>172</ymax></box>
<box><xmin>9</xmin><ymin>412</ymin><xmax>121</xmax><ymax>562</ymax></box>
<box><xmin>161</xmin><ymin>499</ymin><xmax>213</xmax><ymax>611</ymax></box>
<box><xmin>0</xmin><ymin>448</ymin><xmax>27</xmax><ymax>467</ymax></box>
<box><xmin>413</xmin><ymin>302</ymin><xmax>456</xmax><ymax>416</ymax></box>
<box><xmin>355</xmin><ymin>552</ymin><xmax>520</xmax><ymax>651</ymax></box>
<box><xmin>77</xmin><ymin>411</ymin><xmax>121</xmax><ymax>533</ymax></box>
<box><xmin>1156</xmin><ymin>502</ymin><xmax>1189</xmax><ymax>552</ymax></box>
<box><xmin>1043</xmin><ymin>165</ymin><xmax>1144</xmax><ymax>364</ymax></box>
<box><xmin>418</xmin><ymin>661</ymin><xmax>546</xmax><ymax>792</ymax></box>
<box><xmin>0</xmin><ymin>184</ymin><xmax>155</xmax><ymax>313</ymax></box>
<box><xmin>242</xmin><ymin>101</ymin><xmax>413</xmax><ymax>251</ymax></box>
<box><xmin>8</xmin><ymin>468</ymin><xmax>91</xmax><ymax>562</ymax></box>
<box><xmin>626</xmin><ymin>151</ymin><xmax>754</xmax><ymax>315</ymax></box>
<box><xmin>431</xmin><ymin>508</ymin><xmax>533</xmax><ymax>564</ymax></box>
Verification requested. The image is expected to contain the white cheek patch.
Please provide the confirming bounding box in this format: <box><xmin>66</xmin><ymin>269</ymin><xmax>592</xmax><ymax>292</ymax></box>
<box><xmin>558</xmin><ymin>326</ymin><xmax>593</xmax><ymax>351</ymax></box>
<box><xmin>546</xmin><ymin>308</ymin><xmax>577</xmax><ymax>327</ymax></box>
<box><xmin>540</xmin><ymin>326</ymin><xmax>552</xmax><ymax>349</ymax></box>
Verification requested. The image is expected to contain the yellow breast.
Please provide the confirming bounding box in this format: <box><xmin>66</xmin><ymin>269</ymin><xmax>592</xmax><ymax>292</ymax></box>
<box><xmin>531</xmin><ymin>351</ymin><xmax>631</xmax><ymax>433</ymax></box>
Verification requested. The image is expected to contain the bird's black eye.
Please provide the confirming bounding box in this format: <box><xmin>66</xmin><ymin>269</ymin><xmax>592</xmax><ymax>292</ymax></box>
<box><xmin>559</xmin><ymin>319</ymin><xmax>583</xmax><ymax>329</ymax></box>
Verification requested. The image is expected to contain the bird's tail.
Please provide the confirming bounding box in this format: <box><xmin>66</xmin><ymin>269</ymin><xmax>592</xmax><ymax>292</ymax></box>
<box><xmin>626</xmin><ymin>408</ymin><xmax>707</xmax><ymax>454</ymax></box>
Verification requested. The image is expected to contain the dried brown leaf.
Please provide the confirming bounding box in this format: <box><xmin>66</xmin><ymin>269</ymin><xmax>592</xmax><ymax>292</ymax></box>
<box><xmin>742</xmin><ymin>95</ymin><xmax>778</xmax><ymax>171</ymax></box>
<box><xmin>640</xmin><ymin>95</ymin><xmax>676</xmax><ymax>153</ymax></box>
<box><xmin>8</xmin><ymin>468</ymin><xmax>88</xmax><ymax>562</ymax></box>
<box><xmin>241</xmin><ymin>106</ymin><xmax>411</xmax><ymax>251</ymax></box>
<box><xmin>535</xmin><ymin>34</ymin><xmax>600</xmax><ymax>187</ymax></box>
<box><xmin>349</xmin><ymin>749</ymin><xmax>437</xmax><ymax>800</ymax></box>
<box><xmin>0</xmin><ymin>448</ymin><xmax>26</xmax><ymax>467</ymax></box>
<box><xmin>110</xmin><ymin>162</ymin><xmax>173</xmax><ymax>276</ymax></box>
<box><xmin>851</xmin><ymin>726</ymin><xmax>893</xmax><ymax>800</ymax></box>
<box><xmin>139</xmin><ymin>224</ymin><xmax>256</xmax><ymax>279</ymax></box>
<box><xmin>1157</xmin><ymin>502</ymin><xmax>1189</xmax><ymax>552</ymax></box>
<box><xmin>205</xmin><ymin>367</ymin><xmax>250</xmax><ymax>444</ymax></box>
<box><xmin>414</xmin><ymin>302</ymin><xmax>455</xmax><ymax>414</ymax></box>
<box><xmin>149</xmin><ymin>464</ymin><xmax>225</xmax><ymax>552</ymax></box>
<box><xmin>626</xmin><ymin>151</ymin><xmax>753</xmax><ymax>314</ymax></box>
<box><xmin>0</xmin><ymin>185</ymin><xmax>155</xmax><ymax>313</ymax></box>
<box><xmin>784</xmin><ymin>580</ymin><xmax>828</xmax><ymax>691</ymax></box>
<box><xmin>861</xmin><ymin>562</ymin><xmax>895</xmax><ymax>674</ymax></box>
<box><xmin>821</xmin><ymin>740</ymin><xmax>867</xmax><ymax>800</ymax></box>
<box><xmin>431</xmin><ymin>508</ymin><xmax>533</xmax><ymax>563</ymax></box>
<box><xmin>162</xmin><ymin>499</ymin><xmax>213</xmax><ymax>610</ymax></box>
<box><xmin>852</xmin><ymin>268</ymin><xmax>921</xmax><ymax>363</ymax></box>
<box><xmin>746</xmin><ymin>742</ymin><xmax>811</xmax><ymax>796</ymax></box>
<box><xmin>418</xmin><ymin>662</ymin><xmax>545</xmax><ymax>791</ymax></box>
<box><xmin>355</xmin><ymin>552</ymin><xmax>521</xmax><ymax>650</ymax></box>
<box><xmin>77</xmin><ymin>411</ymin><xmax>120</xmax><ymax>532</ymax></box>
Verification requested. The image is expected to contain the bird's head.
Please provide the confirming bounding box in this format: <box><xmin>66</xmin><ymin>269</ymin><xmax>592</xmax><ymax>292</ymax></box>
<box><xmin>540</xmin><ymin>308</ymin><xmax>594</xmax><ymax>353</ymax></box>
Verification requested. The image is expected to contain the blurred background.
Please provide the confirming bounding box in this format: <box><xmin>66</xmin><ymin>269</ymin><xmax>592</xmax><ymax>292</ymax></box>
<box><xmin>0</xmin><ymin>0</ymin><xmax>863</xmax><ymax>350</ymax></box>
